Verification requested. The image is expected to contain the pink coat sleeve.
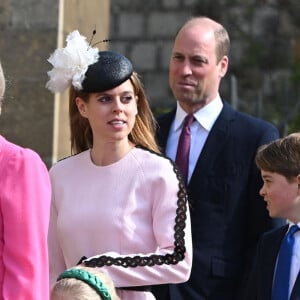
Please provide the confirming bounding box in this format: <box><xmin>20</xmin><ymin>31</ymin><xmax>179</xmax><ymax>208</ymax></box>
<box><xmin>0</xmin><ymin>142</ymin><xmax>51</xmax><ymax>300</ymax></box>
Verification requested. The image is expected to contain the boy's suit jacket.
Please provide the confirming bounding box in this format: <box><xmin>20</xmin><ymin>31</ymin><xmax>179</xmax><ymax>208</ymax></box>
<box><xmin>246</xmin><ymin>224</ymin><xmax>300</xmax><ymax>300</ymax></box>
<box><xmin>152</xmin><ymin>101</ymin><xmax>284</xmax><ymax>300</ymax></box>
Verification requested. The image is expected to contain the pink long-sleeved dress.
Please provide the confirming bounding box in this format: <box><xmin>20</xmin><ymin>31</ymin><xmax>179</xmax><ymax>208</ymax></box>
<box><xmin>48</xmin><ymin>146</ymin><xmax>192</xmax><ymax>300</ymax></box>
<box><xmin>0</xmin><ymin>135</ymin><xmax>51</xmax><ymax>300</ymax></box>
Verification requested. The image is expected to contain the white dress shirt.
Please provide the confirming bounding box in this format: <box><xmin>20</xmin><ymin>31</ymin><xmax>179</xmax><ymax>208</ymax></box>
<box><xmin>165</xmin><ymin>95</ymin><xmax>223</xmax><ymax>183</ymax></box>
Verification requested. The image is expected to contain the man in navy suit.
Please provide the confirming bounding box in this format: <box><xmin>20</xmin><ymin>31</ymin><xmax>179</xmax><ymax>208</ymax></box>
<box><xmin>152</xmin><ymin>16</ymin><xmax>284</xmax><ymax>300</ymax></box>
<box><xmin>245</xmin><ymin>133</ymin><xmax>300</xmax><ymax>300</ymax></box>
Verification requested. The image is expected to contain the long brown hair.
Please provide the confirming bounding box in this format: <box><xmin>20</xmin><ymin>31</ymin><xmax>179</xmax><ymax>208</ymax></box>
<box><xmin>69</xmin><ymin>72</ymin><xmax>160</xmax><ymax>154</ymax></box>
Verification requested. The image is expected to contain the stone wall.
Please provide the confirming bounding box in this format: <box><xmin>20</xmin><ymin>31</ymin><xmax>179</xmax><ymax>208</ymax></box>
<box><xmin>108</xmin><ymin>0</ymin><xmax>300</xmax><ymax>135</ymax></box>
<box><xmin>0</xmin><ymin>0</ymin><xmax>58</xmax><ymax>167</ymax></box>
<box><xmin>0</xmin><ymin>0</ymin><xmax>299</xmax><ymax>167</ymax></box>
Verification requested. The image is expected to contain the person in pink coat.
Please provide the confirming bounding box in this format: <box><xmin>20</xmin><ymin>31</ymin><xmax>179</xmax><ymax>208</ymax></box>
<box><xmin>0</xmin><ymin>61</ymin><xmax>51</xmax><ymax>299</ymax></box>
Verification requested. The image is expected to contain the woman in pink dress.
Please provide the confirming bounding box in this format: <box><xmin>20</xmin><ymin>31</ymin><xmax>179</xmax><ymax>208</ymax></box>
<box><xmin>0</xmin><ymin>61</ymin><xmax>51</xmax><ymax>299</ymax></box>
<box><xmin>46</xmin><ymin>31</ymin><xmax>193</xmax><ymax>300</ymax></box>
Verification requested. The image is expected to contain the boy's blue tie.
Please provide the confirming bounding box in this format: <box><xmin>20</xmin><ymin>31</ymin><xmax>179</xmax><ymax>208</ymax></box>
<box><xmin>272</xmin><ymin>224</ymin><xmax>299</xmax><ymax>300</ymax></box>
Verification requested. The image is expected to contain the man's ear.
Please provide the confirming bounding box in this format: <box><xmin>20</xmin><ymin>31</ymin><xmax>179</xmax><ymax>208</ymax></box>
<box><xmin>76</xmin><ymin>97</ymin><xmax>88</xmax><ymax>118</ymax></box>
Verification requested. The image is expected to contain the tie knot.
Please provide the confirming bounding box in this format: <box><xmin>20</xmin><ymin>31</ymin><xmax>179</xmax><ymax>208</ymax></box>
<box><xmin>183</xmin><ymin>114</ymin><xmax>194</xmax><ymax>128</ymax></box>
<box><xmin>288</xmin><ymin>224</ymin><xmax>299</xmax><ymax>236</ymax></box>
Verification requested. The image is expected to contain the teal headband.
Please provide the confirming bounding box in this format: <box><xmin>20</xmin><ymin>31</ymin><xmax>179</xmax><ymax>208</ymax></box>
<box><xmin>57</xmin><ymin>268</ymin><xmax>112</xmax><ymax>300</ymax></box>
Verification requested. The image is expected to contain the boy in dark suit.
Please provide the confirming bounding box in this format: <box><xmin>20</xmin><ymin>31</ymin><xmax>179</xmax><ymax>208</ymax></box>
<box><xmin>245</xmin><ymin>133</ymin><xmax>300</xmax><ymax>300</ymax></box>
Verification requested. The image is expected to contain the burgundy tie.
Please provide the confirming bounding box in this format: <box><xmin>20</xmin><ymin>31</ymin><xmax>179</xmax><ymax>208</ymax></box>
<box><xmin>175</xmin><ymin>114</ymin><xmax>194</xmax><ymax>185</ymax></box>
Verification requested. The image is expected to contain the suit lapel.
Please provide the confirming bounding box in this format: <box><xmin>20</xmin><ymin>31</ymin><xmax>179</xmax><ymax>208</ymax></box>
<box><xmin>262</xmin><ymin>226</ymin><xmax>289</xmax><ymax>299</ymax></box>
<box><xmin>189</xmin><ymin>102</ymin><xmax>233</xmax><ymax>185</ymax></box>
<box><xmin>156</xmin><ymin>109</ymin><xmax>176</xmax><ymax>151</ymax></box>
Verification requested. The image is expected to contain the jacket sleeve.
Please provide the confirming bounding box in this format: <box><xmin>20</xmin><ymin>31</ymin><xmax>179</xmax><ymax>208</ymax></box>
<box><xmin>48</xmin><ymin>191</ymin><xmax>67</xmax><ymax>289</ymax></box>
<box><xmin>243</xmin><ymin>236</ymin><xmax>262</xmax><ymax>300</ymax></box>
<box><xmin>0</xmin><ymin>146</ymin><xmax>51</xmax><ymax>300</ymax></box>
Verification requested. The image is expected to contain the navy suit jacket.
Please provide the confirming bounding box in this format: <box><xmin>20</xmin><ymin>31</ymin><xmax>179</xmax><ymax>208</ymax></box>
<box><xmin>245</xmin><ymin>224</ymin><xmax>300</xmax><ymax>300</ymax></box>
<box><xmin>152</xmin><ymin>101</ymin><xmax>285</xmax><ymax>300</ymax></box>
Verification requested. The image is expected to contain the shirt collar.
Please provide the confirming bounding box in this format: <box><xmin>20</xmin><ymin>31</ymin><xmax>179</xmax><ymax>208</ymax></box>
<box><xmin>287</xmin><ymin>221</ymin><xmax>300</xmax><ymax>228</ymax></box>
<box><xmin>174</xmin><ymin>95</ymin><xmax>223</xmax><ymax>132</ymax></box>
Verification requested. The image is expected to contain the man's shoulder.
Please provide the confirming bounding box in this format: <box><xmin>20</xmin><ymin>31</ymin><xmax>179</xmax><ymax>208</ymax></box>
<box><xmin>222</xmin><ymin>101</ymin><xmax>278</xmax><ymax>132</ymax></box>
<box><xmin>156</xmin><ymin>108</ymin><xmax>176</xmax><ymax>121</ymax></box>
<box><xmin>261</xmin><ymin>224</ymin><xmax>288</xmax><ymax>241</ymax></box>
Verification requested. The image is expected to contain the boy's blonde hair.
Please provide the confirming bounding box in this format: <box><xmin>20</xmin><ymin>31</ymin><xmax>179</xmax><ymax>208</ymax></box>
<box><xmin>51</xmin><ymin>267</ymin><xmax>120</xmax><ymax>300</ymax></box>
